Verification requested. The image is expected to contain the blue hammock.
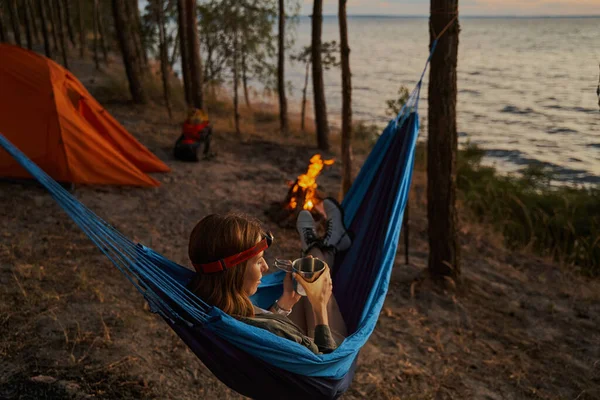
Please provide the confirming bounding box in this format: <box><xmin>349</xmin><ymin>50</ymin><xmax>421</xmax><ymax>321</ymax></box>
<box><xmin>0</xmin><ymin>49</ymin><xmax>433</xmax><ymax>399</ymax></box>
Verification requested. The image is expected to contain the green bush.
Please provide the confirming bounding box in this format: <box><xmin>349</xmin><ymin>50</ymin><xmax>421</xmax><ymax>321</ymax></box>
<box><xmin>457</xmin><ymin>142</ymin><xmax>600</xmax><ymax>275</ymax></box>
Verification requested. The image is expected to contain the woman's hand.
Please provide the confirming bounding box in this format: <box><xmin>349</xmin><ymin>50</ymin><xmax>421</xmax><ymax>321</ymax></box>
<box><xmin>277</xmin><ymin>272</ymin><xmax>301</xmax><ymax>311</ymax></box>
<box><xmin>294</xmin><ymin>267</ymin><xmax>332</xmax><ymax>325</ymax></box>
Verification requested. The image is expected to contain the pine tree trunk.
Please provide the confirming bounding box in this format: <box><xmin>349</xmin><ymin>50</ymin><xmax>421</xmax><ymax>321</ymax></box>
<box><xmin>77</xmin><ymin>0</ymin><xmax>85</xmax><ymax>58</ymax></box>
<box><xmin>233</xmin><ymin>6</ymin><xmax>240</xmax><ymax>137</ymax></box>
<box><xmin>47</xmin><ymin>1</ymin><xmax>59</xmax><ymax>52</ymax></box>
<box><xmin>427</xmin><ymin>0</ymin><xmax>460</xmax><ymax>281</ymax></box>
<box><xmin>112</xmin><ymin>0</ymin><xmax>148</xmax><ymax>104</ymax></box>
<box><xmin>155</xmin><ymin>0</ymin><xmax>172</xmax><ymax>118</ymax></box>
<box><xmin>339</xmin><ymin>0</ymin><xmax>353</xmax><ymax>196</ymax></box>
<box><xmin>7</xmin><ymin>0</ymin><xmax>22</xmax><ymax>47</ymax></box>
<box><xmin>23</xmin><ymin>0</ymin><xmax>33</xmax><ymax>49</ymax></box>
<box><xmin>311</xmin><ymin>0</ymin><xmax>329</xmax><ymax>151</ymax></box>
<box><xmin>62</xmin><ymin>0</ymin><xmax>76</xmax><ymax>46</ymax></box>
<box><xmin>241</xmin><ymin>48</ymin><xmax>251</xmax><ymax>110</ymax></box>
<box><xmin>36</xmin><ymin>0</ymin><xmax>52</xmax><ymax>58</ymax></box>
<box><xmin>93</xmin><ymin>0</ymin><xmax>100</xmax><ymax>69</ymax></box>
<box><xmin>177</xmin><ymin>0</ymin><xmax>192</xmax><ymax>105</ymax></box>
<box><xmin>169</xmin><ymin>29</ymin><xmax>179</xmax><ymax>67</ymax></box>
<box><xmin>128</xmin><ymin>0</ymin><xmax>147</xmax><ymax>67</ymax></box>
<box><xmin>277</xmin><ymin>0</ymin><xmax>288</xmax><ymax>135</ymax></box>
<box><xmin>0</xmin><ymin>5</ymin><xmax>7</xmax><ymax>43</ymax></box>
<box><xmin>26</xmin><ymin>0</ymin><xmax>41</xmax><ymax>44</ymax></box>
<box><xmin>97</xmin><ymin>1</ymin><xmax>109</xmax><ymax>64</ymax></box>
<box><xmin>54</xmin><ymin>0</ymin><xmax>69</xmax><ymax>68</ymax></box>
<box><xmin>185</xmin><ymin>0</ymin><xmax>203</xmax><ymax>109</ymax></box>
<box><xmin>301</xmin><ymin>61</ymin><xmax>310</xmax><ymax>131</ymax></box>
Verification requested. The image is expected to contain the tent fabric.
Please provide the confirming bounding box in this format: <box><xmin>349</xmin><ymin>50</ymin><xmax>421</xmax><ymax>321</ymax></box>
<box><xmin>0</xmin><ymin>44</ymin><xmax>169</xmax><ymax>186</ymax></box>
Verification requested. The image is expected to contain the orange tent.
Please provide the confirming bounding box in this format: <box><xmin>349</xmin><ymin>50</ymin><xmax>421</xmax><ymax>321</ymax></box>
<box><xmin>0</xmin><ymin>44</ymin><xmax>170</xmax><ymax>187</ymax></box>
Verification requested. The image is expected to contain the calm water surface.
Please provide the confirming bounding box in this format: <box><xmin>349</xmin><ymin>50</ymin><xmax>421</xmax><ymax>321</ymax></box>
<box><xmin>284</xmin><ymin>17</ymin><xmax>600</xmax><ymax>184</ymax></box>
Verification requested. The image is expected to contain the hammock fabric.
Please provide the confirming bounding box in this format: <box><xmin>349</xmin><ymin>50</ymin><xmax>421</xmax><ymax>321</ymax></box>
<box><xmin>0</xmin><ymin>49</ymin><xmax>434</xmax><ymax>399</ymax></box>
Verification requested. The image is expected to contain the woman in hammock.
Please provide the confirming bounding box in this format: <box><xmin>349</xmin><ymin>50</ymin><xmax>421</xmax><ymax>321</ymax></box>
<box><xmin>187</xmin><ymin>199</ymin><xmax>351</xmax><ymax>354</ymax></box>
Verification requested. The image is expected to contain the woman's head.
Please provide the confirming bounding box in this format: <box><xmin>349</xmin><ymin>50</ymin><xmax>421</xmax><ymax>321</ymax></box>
<box><xmin>187</xmin><ymin>213</ymin><xmax>269</xmax><ymax>317</ymax></box>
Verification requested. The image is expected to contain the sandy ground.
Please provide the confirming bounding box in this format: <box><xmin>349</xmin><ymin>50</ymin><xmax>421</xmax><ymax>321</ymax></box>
<box><xmin>1</xmin><ymin>58</ymin><xmax>599</xmax><ymax>399</ymax></box>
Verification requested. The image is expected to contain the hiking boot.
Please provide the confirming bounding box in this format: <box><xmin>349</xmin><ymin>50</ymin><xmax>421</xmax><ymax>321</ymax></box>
<box><xmin>296</xmin><ymin>210</ymin><xmax>320</xmax><ymax>254</ymax></box>
<box><xmin>322</xmin><ymin>198</ymin><xmax>352</xmax><ymax>252</ymax></box>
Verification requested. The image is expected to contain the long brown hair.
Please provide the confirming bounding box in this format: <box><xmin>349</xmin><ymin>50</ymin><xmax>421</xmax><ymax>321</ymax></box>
<box><xmin>187</xmin><ymin>213</ymin><xmax>263</xmax><ymax>318</ymax></box>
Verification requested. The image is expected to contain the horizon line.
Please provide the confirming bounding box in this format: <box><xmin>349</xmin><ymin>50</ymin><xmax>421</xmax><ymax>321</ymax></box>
<box><xmin>300</xmin><ymin>14</ymin><xmax>600</xmax><ymax>19</ymax></box>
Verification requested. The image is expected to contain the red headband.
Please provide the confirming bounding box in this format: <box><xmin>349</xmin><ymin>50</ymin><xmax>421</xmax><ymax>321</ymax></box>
<box><xmin>193</xmin><ymin>237</ymin><xmax>270</xmax><ymax>274</ymax></box>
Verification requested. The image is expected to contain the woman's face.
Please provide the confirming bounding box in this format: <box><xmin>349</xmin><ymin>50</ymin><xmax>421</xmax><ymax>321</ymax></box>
<box><xmin>242</xmin><ymin>249</ymin><xmax>269</xmax><ymax>296</ymax></box>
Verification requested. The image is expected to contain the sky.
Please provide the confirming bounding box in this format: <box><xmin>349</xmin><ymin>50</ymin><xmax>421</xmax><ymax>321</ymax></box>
<box><xmin>301</xmin><ymin>0</ymin><xmax>600</xmax><ymax>17</ymax></box>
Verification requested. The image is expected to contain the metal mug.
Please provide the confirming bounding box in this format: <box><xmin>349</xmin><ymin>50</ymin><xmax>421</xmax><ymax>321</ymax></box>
<box><xmin>274</xmin><ymin>257</ymin><xmax>327</xmax><ymax>296</ymax></box>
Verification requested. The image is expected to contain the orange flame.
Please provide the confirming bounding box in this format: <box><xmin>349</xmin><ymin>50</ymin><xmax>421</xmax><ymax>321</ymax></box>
<box><xmin>287</xmin><ymin>154</ymin><xmax>335</xmax><ymax>210</ymax></box>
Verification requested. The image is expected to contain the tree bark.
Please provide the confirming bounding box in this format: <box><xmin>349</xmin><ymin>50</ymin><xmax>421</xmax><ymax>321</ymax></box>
<box><xmin>177</xmin><ymin>0</ymin><xmax>192</xmax><ymax>105</ymax></box>
<box><xmin>112</xmin><ymin>0</ymin><xmax>148</xmax><ymax>104</ymax></box>
<box><xmin>169</xmin><ymin>29</ymin><xmax>179</xmax><ymax>67</ymax></box>
<box><xmin>311</xmin><ymin>0</ymin><xmax>329</xmax><ymax>151</ymax></box>
<box><xmin>301</xmin><ymin>61</ymin><xmax>310</xmax><ymax>131</ymax></box>
<box><xmin>185</xmin><ymin>0</ymin><xmax>203</xmax><ymax>109</ymax></box>
<box><xmin>233</xmin><ymin>6</ymin><xmax>240</xmax><ymax>137</ymax></box>
<box><xmin>0</xmin><ymin>5</ymin><xmax>8</xmax><ymax>43</ymax></box>
<box><xmin>26</xmin><ymin>0</ymin><xmax>40</xmax><ymax>44</ymax></box>
<box><xmin>47</xmin><ymin>1</ymin><xmax>59</xmax><ymax>52</ymax></box>
<box><xmin>155</xmin><ymin>0</ymin><xmax>172</xmax><ymax>118</ymax></box>
<box><xmin>62</xmin><ymin>0</ymin><xmax>76</xmax><ymax>46</ymax></box>
<box><xmin>77</xmin><ymin>0</ymin><xmax>85</xmax><ymax>58</ymax></box>
<box><xmin>339</xmin><ymin>0</ymin><xmax>353</xmax><ymax>196</ymax></box>
<box><xmin>23</xmin><ymin>0</ymin><xmax>33</xmax><ymax>49</ymax></box>
<box><xmin>128</xmin><ymin>0</ymin><xmax>147</xmax><ymax>67</ymax></box>
<box><xmin>36</xmin><ymin>0</ymin><xmax>52</xmax><ymax>58</ymax></box>
<box><xmin>97</xmin><ymin>1</ymin><xmax>109</xmax><ymax>64</ymax></box>
<box><xmin>93</xmin><ymin>0</ymin><xmax>100</xmax><ymax>69</ymax></box>
<box><xmin>54</xmin><ymin>0</ymin><xmax>69</xmax><ymax>68</ymax></box>
<box><xmin>427</xmin><ymin>0</ymin><xmax>460</xmax><ymax>281</ymax></box>
<box><xmin>241</xmin><ymin>48</ymin><xmax>251</xmax><ymax>110</ymax></box>
<box><xmin>277</xmin><ymin>0</ymin><xmax>288</xmax><ymax>135</ymax></box>
<box><xmin>7</xmin><ymin>0</ymin><xmax>22</xmax><ymax>47</ymax></box>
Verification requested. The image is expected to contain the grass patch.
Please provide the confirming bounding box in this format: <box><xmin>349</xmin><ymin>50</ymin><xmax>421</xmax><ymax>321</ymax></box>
<box><xmin>457</xmin><ymin>143</ymin><xmax>600</xmax><ymax>275</ymax></box>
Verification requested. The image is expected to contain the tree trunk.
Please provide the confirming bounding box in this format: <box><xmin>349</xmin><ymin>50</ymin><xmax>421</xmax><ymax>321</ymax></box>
<box><xmin>311</xmin><ymin>0</ymin><xmax>329</xmax><ymax>151</ymax></box>
<box><xmin>277</xmin><ymin>0</ymin><xmax>288</xmax><ymax>135</ymax></box>
<box><xmin>36</xmin><ymin>0</ymin><xmax>52</xmax><ymax>58</ymax></box>
<box><xmin>62</xmin><ymin>0</ymin><xmax>75</xmax><ymax>46</ymax></box>
<box><xmin>233</xmin><ymin>6</ymin><xmax>240</xmax><ymax>136</ymax></box>
<box><xmin>0</xmin><ymin>5</ymin><xmax>8</xmax><ymax>43</ymax></box>
<box><xmin>128</xmin><ymin>0</ymin><xmax>147</xmax><ymax>67</ymax></box>
<box><xmin>177</xmin><ymin>0</ymin><xmax>192</xmax><ymax>105</ymax></box>
<box><xmin>77</xmin><ymin>0</ymin><xmax>85</xmax><ymax>58</ymax></box>
<box><xmin>185</xmin><ymin>0</ymin><xmax>203</xmax><ymax>109</ymax></box>
<box><xmin>93</xmin><ymin>0</ymin><xmax>100</xmax><ymax>69</ymax></box>
<box><xmin>47</xmin><ymin>1</ymin><xmax>59</xmax><ymax>52</ymax></box>
<box><xmin>26</xmin><ymin>0</ymin><xmax>41</xmax><ymax>45</ymax></box>
<box><xmin>23</xmin><ymin>0</ymin><xmax>33</xmax><ymax>49</ymax></box>
<box><xmin>427</xmin><ymin>0</ymin><xmax>460</xmax><ymax>281</ymax></box>
<box><xmin>7</xmin><ymin>0</ymin><xmax>21</xmax><ymax>47</ymax></box>
<box><xmin>112</xmin><ymin>0</ymin><xmax>148</xmax><ymax>104</ymax></box>
<box><xmin>97</xmin><ymin>2</ymin><xmax>109</xmax><ymax>64</ymax></box>
<box><xmin>155</xmin><ymin>0</ymin><xmax>172</xmax><ymax>118</ymax></box>
<box><xmin>339</xmin><ymin>0</ymin><xmax>353</xmax><ymax>196</ymax></box>
<box><xmin>54</xmin><ymin>0</ymin><xmax>69</xmax><ymax>68</ymax></box>
<box><xmin>169</xmin><ymin>29</ymin><xmax>179</xmax><ymax>67</ymax></box>
<box><xmin>242</xmin><ymin>48</ymin><xmax>251</xmax><ymax>110</ymax></box>
<box><xmin>301</xmin><ymin>61</ymin><xmax>310</xmax><ymax>131</ymax></box>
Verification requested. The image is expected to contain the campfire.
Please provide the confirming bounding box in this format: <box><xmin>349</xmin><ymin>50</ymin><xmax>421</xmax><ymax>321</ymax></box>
<box><xmin>267</xmin><ymin>154</ymin><xmax>335</xmax><ymax>228</ymax></box>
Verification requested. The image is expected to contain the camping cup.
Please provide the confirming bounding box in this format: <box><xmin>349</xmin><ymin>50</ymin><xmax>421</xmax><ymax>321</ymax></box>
<box><xmin>274</xmin><ymin>257</ymin><xmax>327</xmax><ymax>296</ymax></box>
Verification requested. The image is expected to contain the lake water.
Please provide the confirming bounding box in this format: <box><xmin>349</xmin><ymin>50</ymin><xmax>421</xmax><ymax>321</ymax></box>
<box><xmin>284</xmin><ymin>16</ymin><xmax>600</xmax><ymax>185</ymax></box>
